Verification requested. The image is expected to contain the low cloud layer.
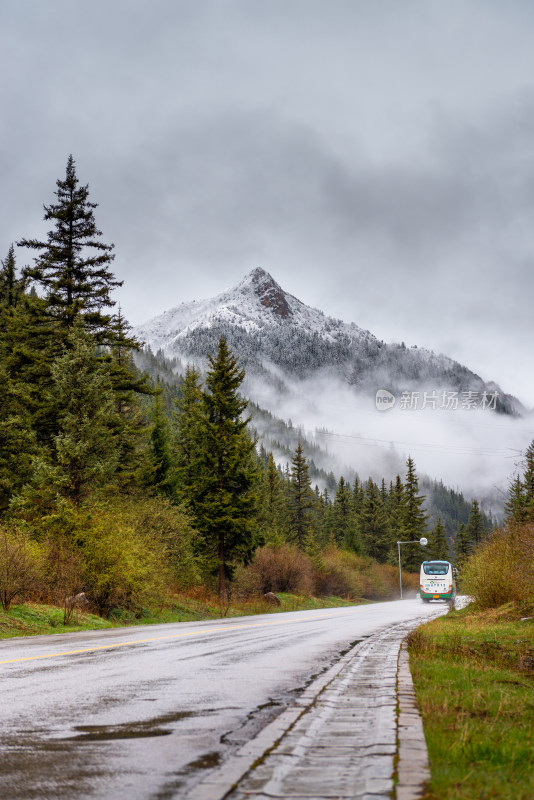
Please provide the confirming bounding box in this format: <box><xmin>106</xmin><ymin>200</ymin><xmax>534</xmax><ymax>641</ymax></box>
<box><xmin>247</xmin><ymin>371</ymin><xmax>534</xmax><ymax>512</ymax></box>
<box><xmin>2</xmin><ymin>1</ymin><xmax>534</xmax><ymax>404</ymax></box>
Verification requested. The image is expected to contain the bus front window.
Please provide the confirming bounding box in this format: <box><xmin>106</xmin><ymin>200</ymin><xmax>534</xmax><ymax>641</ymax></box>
<box><xmin>423</xmin><ymin>562</ymin><xmax>449</xmax><ymax>575</ymax></box>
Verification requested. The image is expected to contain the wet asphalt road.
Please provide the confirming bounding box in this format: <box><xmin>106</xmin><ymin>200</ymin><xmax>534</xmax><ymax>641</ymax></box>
<box><xmin>0</xmin><ymin>599</ymin><xmax>441</xmax><ymax>800</ymax></box>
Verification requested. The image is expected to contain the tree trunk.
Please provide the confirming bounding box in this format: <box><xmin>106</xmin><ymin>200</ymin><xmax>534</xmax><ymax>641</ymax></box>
<box><xmin>218</xmin><ymin>531</ymin><xmax>227</xmax><ymax>605</ymax></box>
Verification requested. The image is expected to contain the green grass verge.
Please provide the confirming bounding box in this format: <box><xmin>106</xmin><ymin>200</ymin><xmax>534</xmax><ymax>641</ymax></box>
<box><xmin>409</xmin><ymin>603</ymin><xmax>534</xmax><ymax>800</ymax></box>
<box><xmin>0</xmin><ymin>593</ymin><xmax>364</xmax><ymax>639</ymax></box>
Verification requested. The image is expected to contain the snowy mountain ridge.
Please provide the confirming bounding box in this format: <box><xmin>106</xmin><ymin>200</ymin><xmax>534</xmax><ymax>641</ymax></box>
<box><xmin>137</xmin><ymin>267</ymin><xmax>371</xmax><ymax>347</ymax></box>
<box><xmin>135</xmin><ymin>267</ymin><xmax>523</xmax><ymax>416</ymax></box>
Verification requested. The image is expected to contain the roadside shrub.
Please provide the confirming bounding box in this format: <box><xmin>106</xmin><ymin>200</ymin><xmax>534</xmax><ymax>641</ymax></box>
<box><xmin>233</xmin><ymin>543</ymin><xmax>418</xmax><ymax>602</ymax></box>
<box><xmin>41</xmin><ymin>539</ymin><xmax>85</xmax><ymax>623</ymax></box>
<box><xmin>315</xmin><ymin>548</ymin><xmax>367</xmax><ymax>597</ymax></box>
<box><xmin>75</xmin><ymin>507</ymin><xmax>171</xmax><ymax>616</ymax></box>
<box><xmin>14</xmin><ymin>493</ymin><xmax>202</xmax><ymax>617</ymax></box>
<box><xmin>367</xmin><ymin>561</ymin><xmax>415</xmax><ymax>599</ymax></box>
<box><xmin>462</xmin><ymin>524</ymin><xmax>534</xmax><ymax>609</ymax></box>
<box><xmin>0</xmin><ymin>523</ymin><xmax>42</xmax><ymax>610</ymax></box>
<box><xmin>126</xmin><ymin>495</ymin><xmax>201</xmax><ymax>590</ymax></box>
<box><xmin>233</xmin><ymin>545</ymin><xmax>315</xmax><ymax>597</ymax></box>
<box><xmin>316</xmin><ymin>548</ymin><xmax>415</xmax><ymax>600</ymax></box>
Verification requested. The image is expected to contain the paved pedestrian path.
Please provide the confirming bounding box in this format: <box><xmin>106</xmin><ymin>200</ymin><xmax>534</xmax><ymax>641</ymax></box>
<box><xmin>190</xmin><ymin>611</ymin><xmax>443</xmax><ymax>800</ymax></box>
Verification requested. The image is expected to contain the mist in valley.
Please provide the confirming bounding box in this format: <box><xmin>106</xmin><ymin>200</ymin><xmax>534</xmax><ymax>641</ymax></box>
<box><xmin>246</xmin><ymin>369</ymin><xmax>534</xmax><ymax>515</ymax></box>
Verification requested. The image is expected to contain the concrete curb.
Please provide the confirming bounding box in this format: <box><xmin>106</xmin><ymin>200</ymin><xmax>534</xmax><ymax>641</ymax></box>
<box><xmin>395</xmin><ymin>641</ymin><xmax>431</xmax><ymax>800</ymax></box>
<box><xmin>186</xmin><ymin>639</ymin><xmax>363</xmax><ymax>800</ymax></box>
<box><xmin>187</xmin><ymin>620</ymin><xmax>438</xmax><ymax>800</ymax></box>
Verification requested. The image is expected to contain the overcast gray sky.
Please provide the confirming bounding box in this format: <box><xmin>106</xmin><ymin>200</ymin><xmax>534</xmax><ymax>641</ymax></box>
<box><xmin>2</xmin><ymin>0</ymin><xmax>534</xmax><ymax>404</ymax></box>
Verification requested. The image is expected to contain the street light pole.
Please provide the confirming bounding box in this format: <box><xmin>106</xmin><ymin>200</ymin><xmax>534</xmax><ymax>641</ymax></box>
<box><xmin>397</xmin><ymin>538</ymin><xmax>428</xmax><ymax>599</ymax></box>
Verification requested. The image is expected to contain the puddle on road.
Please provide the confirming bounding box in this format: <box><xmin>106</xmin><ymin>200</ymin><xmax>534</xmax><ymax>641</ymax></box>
<box><xmin>150</xmin><ymin>751</ymin><xmax>222</xmax><ymax>800</ymax></box>
<box><xmin>339</xmin><ymin>638</ymin><xmax>364</xmax><ymax>658</ymax></box>
<box><xmin>64</xmin><ymin>709</ymin><xmax>209</xmax><ymax>742</ymax></box>
<box><xmin>68</xmin><ymin>725</ymin><xmax>172</xmax><ymax>741</ymax></box>
<box><xmin>182</xmin><ymin>751</ymin><xmax>221</xmax><ymax>772</ymax></box>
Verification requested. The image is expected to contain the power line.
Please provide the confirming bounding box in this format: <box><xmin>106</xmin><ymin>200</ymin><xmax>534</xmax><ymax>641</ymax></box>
<box><xmin>299</xmin><ymin>428</ymin><xmax>525</xmax><ymax>459</ymax></box>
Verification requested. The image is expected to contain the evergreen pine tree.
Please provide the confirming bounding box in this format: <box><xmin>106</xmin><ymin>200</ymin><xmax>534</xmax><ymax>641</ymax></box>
<box><xmin>359</xmin><ymin>478</ymin><xmax>392</xmax><ymax>562</ymax></box>
<box><xmin>258</xmin><ymin>451</ymin><xmax>288</xmax><ymax>544</ymax></box>
<box><xmin>289</xmin><ymin>442</ymin><xmax>315</xmax><ymax>549</ymax></box>
<box><xmin>454</xmin><ymin>522</ymin><xmax>473</xmax><ymax>565</ymax></box>
<box><xmin>402</xmin><ymin>457</ymin><xmax>428</xmax><ymax>570</ymax></box>
<box><xmin>0</xmin><ymin>245</ymin><xmax>26</xmax><ymax>308</ymax></box>
<box><xmin>389</xmin><ymin>474</ymin><xmax>407</xmax><ymax>543</ymax></box>
<box><xmin>186</xmin><ymin>339</ymin><xmax>258</xmax><ymax>602</ymax></box>
<box><xmin>50</xmin><ymin>323</ymin><xmax>119</xmax><ymax>503</ymax></box>
<box><xmin>331</xmin><ymin>477</ymin><xmax>350</xmax><ymax>546</ymax></box>
<box><xmin>107</xmin><ymin>309</ymin><xmax>152</xmax><ymax>488</ymax></box>
<box><xmin>465</xmin><ymin>500</ymin><xmax>485</xmax><ymax>546</ymax></box>
<box><xmin>504</xmin><ymin>475</ymin><xmax>528</xmax><ymax>525</ymax></box>
<box><xmin>0</xmin><ymin>244</ymin><xmax>64</xmax><ymax>450</ymax></box>
<box><xmin>171</xmin><ymin>365</ymin><xmax>203</xmax><ymax>503</ymax></box>
<box><xmin>429</xmin><ymin>518</ymin><xmax>450</xmax><ymax>561</ymax></box>
<box><xmin>145</xmin><ymin>393</ymin><xmax>175</xmax><ymax>497</ymax></box>
<box><xmin>18</xmin><ymin>155</ymin><xmax>121</xmax><ymax>342</ymax></box>
<box><xmin>522</xmin><ymin>440</ymin><xmax>534</xmax><ymax>520</ymax></box>
<box><xmin>350</xmin><ymin>479</ymin><xmax>365</xmax><ymax>530</ymax></box>
<box><xmin>0</xmin><ymin>363</ymin><xmax>39</xmax><ymax>512</ymax></box>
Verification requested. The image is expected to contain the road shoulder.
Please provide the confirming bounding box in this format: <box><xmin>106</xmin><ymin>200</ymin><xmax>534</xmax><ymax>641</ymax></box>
<box><xmin>188</xmin><ymin>613</ymin><xmax>440</xmax><ymax>800</ymax></box>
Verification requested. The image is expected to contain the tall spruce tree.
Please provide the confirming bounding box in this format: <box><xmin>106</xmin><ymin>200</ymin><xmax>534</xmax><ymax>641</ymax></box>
<box><xmin>465</xmin><ymin>500</ymin><xmax>485</xmax><ymax>546</ymax></box>
<box><xmin>331</xmin><ymin>477</ymin><xmax>351</xmax><ymax>546</ymax></box>
<box><xmin>505</xmin><ymin>475</ymin><xmax>528</xmax><ymax>525</ymax></box>
<box><xmin>429</xmin><ymin>518</ymin><xmax>450</xmax><ymax>561</ymax></box>
<box><xmin>145</xmin><ymin>393</ymin><xmax>174</xmax><ymax>498</ymax></box>
<box><xmin>186</xmin><ymin>339</ymin><xmax>257</xmax><ymax>602</ymax></box>
<box><xmin>522</xmin><ymin>440</ymin><xmax>534</xmax><ymax>521</ymax></box>
<box><xmin>18</xmin><ymin>155</ymin><xmax>121</xmax><ymax>342</ymax></box>
<box><xmin>0</xmin><ymin>363</ymin><xmax>39</xmax><ymax>512</ymax></box>
<box><xmin>171</xmin><ymin>365</ymin><xmax>203</xmax><ymax>503</ymax></box>
<box><xmin>389</xmin><ymin>474</ymin><xmax>407</xmax><ymax>544</ymax></box>
<box><xmin>0</xmin><ymin>245</ymin><xmax>26</xmax><ymax>308</ymax></box>
<box><xmin>402</xmin><ymin>457</ymin><xmax>428</xmax><ymax>570</ymax></box>
<box><xmin>454</xmin><ymin>522</ymin><xmax>472</xmax><ymax>565</ymax></box>
<box><xmin>359</xmin><ymin>478</ymin><xmax>392</xmax><ymax>562</ymax></box>
<box><xmin>50</xmin><ymin>323</ymin><xmax>119</xmax><ymax>504</ymax></box>
<box><xmin>0</xmin><ymin>246</ymin><xmax>59</xmax><ymax>501</ymax></box>
<box><xmin>106</xmin><ymin>309</ymin><xmax>152</xmax><ymax>488</ymax></box>
<box><xmin>256</xmin><ymin>452</ymin><xmax>288</xmax><ymax>544</ymax></box>
<box><xmin>289</xmin><ymin>442</ymin><xmax>315</xmax><ymax>549</ymax></box>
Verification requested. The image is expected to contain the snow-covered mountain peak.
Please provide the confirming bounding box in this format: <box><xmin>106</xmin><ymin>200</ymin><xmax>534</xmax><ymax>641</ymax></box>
<box><xmin>134</xmin><ymin>268</ymin><xmax>523</xmax><ymax>417</ymax></box>
<box><xmin>136</xmin><ymin>267</ymin><xmax>337</xmax><ymax>352</ymax></box>
<box><xmin>234</xmin><ymin>267</ymin><xmax>293</xmax><ymax>318</ymax></box>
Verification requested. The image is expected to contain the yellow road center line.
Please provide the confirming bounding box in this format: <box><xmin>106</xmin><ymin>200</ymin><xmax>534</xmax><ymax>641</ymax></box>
<box><xmin>0</xmin><ymin>608</ymin><xmax>359</xmax><ymax>665</ymax></box>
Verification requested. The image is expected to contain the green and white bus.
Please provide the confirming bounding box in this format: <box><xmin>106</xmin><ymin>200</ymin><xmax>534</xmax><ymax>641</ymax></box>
<box><xmin>420</xmin><ymin>560</ymin><xmax>455</xmax><ymax>602</ymax></box>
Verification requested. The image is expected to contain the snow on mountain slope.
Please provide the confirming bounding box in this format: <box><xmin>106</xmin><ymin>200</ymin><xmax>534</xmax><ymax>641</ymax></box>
<box><xmin>134</xmin><ymin>267</ymin><xmax>523</xmax><ymax>416</ymax></box>
<box><xmin>137</xmin><ymin>267</ymin><xmax>371</xmax><ymax>349</ymax></box>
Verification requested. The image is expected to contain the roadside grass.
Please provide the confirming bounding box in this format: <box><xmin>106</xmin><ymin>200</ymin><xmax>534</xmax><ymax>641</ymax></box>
<box><xmin>0</xmin><ymin>592</ymin><xmax>366</xmax><ymax>639</ymax></box>
<box><xmin>409</xmin><ymin>602</ymin><xmax>534</xmax><ymax>800</ymax></box>
<box><xmin>0</xmin><ymin>602</ymin><xmax>115</xmax><ymax>638</ymax></box>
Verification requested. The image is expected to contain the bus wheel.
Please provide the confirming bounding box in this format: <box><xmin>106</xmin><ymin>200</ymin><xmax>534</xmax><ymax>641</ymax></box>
<box><xmin>421</xmin><ymin>598</ymin><xmax>430</xmax><ymax>603</ymax></box>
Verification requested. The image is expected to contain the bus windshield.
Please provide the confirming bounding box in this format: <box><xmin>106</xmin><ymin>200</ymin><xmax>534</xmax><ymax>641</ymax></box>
<box><xmin>423</xmin><ymin>562</ymin><xmax>450</xmax><ymax>575</ymax></box>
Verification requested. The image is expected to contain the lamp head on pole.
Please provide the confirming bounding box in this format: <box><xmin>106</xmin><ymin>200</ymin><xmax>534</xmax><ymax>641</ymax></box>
<box><xmin>420</xmin><ymin>537</ymin><xmax>428</xmax><ymax>546</ymax></box>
